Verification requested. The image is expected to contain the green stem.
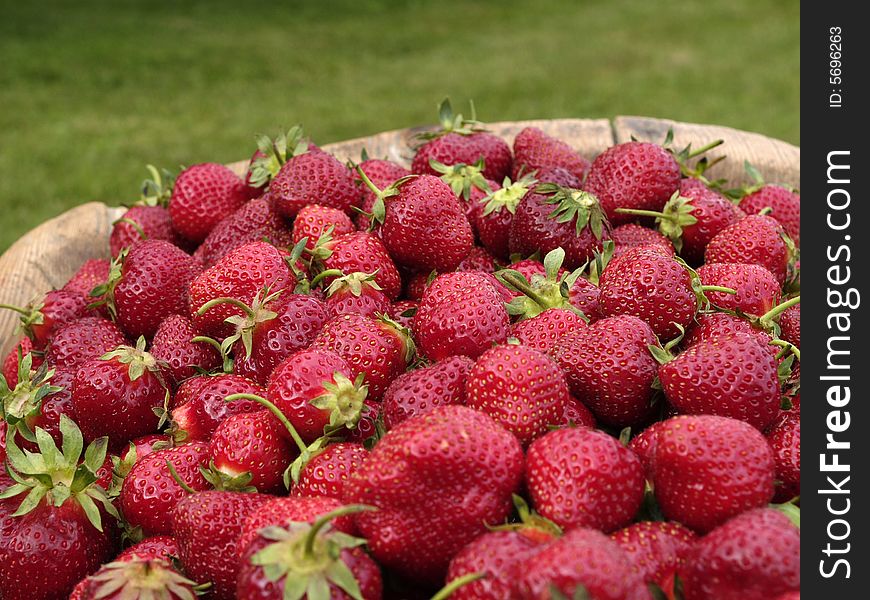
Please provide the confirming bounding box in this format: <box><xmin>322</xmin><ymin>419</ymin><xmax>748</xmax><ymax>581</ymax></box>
<box><xmin>113</xmin><ymin>217</ymin><xmax>148</xmax><ymax>242</ymax></box>
<box><xmin>195</xmin><ymin>297</ymin><xmax>255</xmax><ymax>318</ymax></box>
<box><xmin>686</xmin><ymin>139</ymin><xmax>724</xmax><ymax>159</ymax></box>
<box><xmin>759</xmin><ymin>295</ymin><xmax>801</xmax><ymax>322</ymax></box>
<box><xmin>430</xmin><ymin>573</ymin><xmax>487</xmax><ymax>600</ymax></box>
<box><xmin>191</xmin><ymin>336</ymin><xmax>233</xmax><ymax>373</ymax></box>
<box><xmin>770</xmin><ymin>339</ymin><xmax>801</xmax><ymax>361</ymax></box>
<box><xmin>309</xmin><ymin>269</ymin><xmax>345</xmax><ymax>288</ymax></box>
<box><xmin>354</xmin><ymin>164</ymin><xmax>385</xmax><ymax>199</ymax></box>
<box><xmin>699</xmin><ymin>285</ymin><xmax>737</xmax><ymax>295</ymax></box>
<box><xmin>496</xmin><ymin>271</ymin><xmax>552</xmax><ymax>309</ymax></box>
<box><xmin>613</xmin><ymin>208</ymin><xmax>667</xmax><ymax>219</ymax></box>
<box><xmin>166</xmin><ymin>460</ymin><xmax>197</xmax><ymax>494</ymax></box>
<box><xmin>0</xmin><ymin>304</ymin><xmax>29</xmax><ymax>317</ymax></box>
<box><xmin>302</xmin><ymin>504</ymin><xmax>376</xmax><ymax>557</ymax></box>
<box><xmin>225</xmin><ymin>393</ymin><xmax>308</xmax><ymax>454</ymax></box>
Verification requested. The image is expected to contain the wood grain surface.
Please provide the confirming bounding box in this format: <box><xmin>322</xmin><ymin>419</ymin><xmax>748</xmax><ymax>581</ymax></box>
<box><xmin>0</xmin><ymin>117</ymin><xmax>799</xmax><ymax>355</ymax></box>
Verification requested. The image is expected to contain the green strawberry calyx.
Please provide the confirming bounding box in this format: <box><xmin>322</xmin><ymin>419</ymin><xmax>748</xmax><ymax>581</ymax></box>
<box><xmin>0</xmin><ymin>414</ymin><xmax>118</xmax><ymax>532</ymax></box>
<box><xmin>248</xmin><ymin>125</ymin><xmax>310</xmax><ymax>188</ymax></box>
<box><xmin>139</xmin><ymin>164</ymin><xmax>176</xmax><ymax>208</ymax></box>
<box><xmin>325</xmin><ymin>271</ymin><xmax>383</xmax><ymax>299</ymax></box>
<box><xmin>614</xmin><ymin>191</ymin><xmax>698</xmax><ymax>253</ymax></box>
<box><xmin>310</xmin><ymin>372</ymin><xmax>369</xmax><ymax>433</ymax></box>
<box><xmin>0</xmin><ymin>351</ymin><xmax>63</xmax><ymax>443</ymax></box>
<box><xmin>481</xmin><ymin>173</ymin><xmax>538</xmax><ymax>217</ymax></box>
<box><xmin>86</xmin><ymin>558</ymin><xmax>206</xmax><ymax>600</ymax></box>
<box><xmin>196</xmin><ymin>287</ymin><xmax>284</xmax><ymax>360</ymax></box>
<box><xmin>101</xmin><ymin>336</ymin><xmax>161</xmax><ymax>382</ymax></box>
<box><xmin>537</xmin><ymin>184</ymin><xmax>609</xmax><ymax>239</ymax></box>
<box><xmin>488</xmin><ymin>494</ymin><xmax>562</xmax><ymax>539</ymax></box>
<box><xmin>353</xmin><ymin>164</ymin><xmax>416</xmax><ymax>229</ymax></box>
<box><xmin>660</xmin><ymin>128</ymin><xmax>726</xmax><ymax>185</ymax></box>
<box><xmin>0</xmin><ymin>296</ymin><xmax>49</xmax><ymax>342</ymax></box>
<box><xmin>429</xmin><ymin>158</ymin><xmax>492</xmax><ymax>201</ymax></box>
<box><xmin>88</xmin><ymin>248</ymin><xmax>127</xmax><ymax>320</ymax></box>
<box><xmin>496</xmin><ymin>248</ymin><xmax>590</xmax><ymax>322</ymax></box>
<box><xmin>416</xmin><ymin>97</ymin><xmax>487</xmax><ymax>140</ymax></box>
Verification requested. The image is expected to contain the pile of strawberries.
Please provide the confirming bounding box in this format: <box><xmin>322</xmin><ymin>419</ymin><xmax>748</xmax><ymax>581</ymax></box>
<box><xmin>0</xmin><ymin>101</ymin><xmax>800</xmax><ymax>600</ymax></box>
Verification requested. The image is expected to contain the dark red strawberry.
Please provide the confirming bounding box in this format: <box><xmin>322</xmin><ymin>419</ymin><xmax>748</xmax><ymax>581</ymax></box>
<box><xmin>170</xmin><ymin>374</ymin><xmax>264</xmax><ymax>442</ymax></box>
<box><xmin>682</xmin><ymin>508</ymin><xmax>800</xmax><ymax>600</ymax></box>
<box><xmin>512</xmin><ymin>126</ymin><xmax>592</xmax><ymax>182</ymax></box>
<box><xmin>740</xmin><ymin>184</ymin><xmax>800</xmax><ymax>246</ymax></box>
<box><xmin>312</xmin><ymin>314</ymin><xmax>412</xmax><ymax>401</ymax></box>
<box><xmin>78</xmin><ymin>557</ymin><xmax>200</xmax><ymax>600</ymax></box>
<box><xmin>559</xmin><ymin>395</ymin><xmax>598</xmax><ymax>428</ymax></box>
<box><xmin>119</xmin><ymin>442</ymin><xmax>211</xmax><ymax>537</ymax></box>
<box><xmin>169</xmin><ymin>163</ymin><xmax>248</xmax><ymax>244</ymax></box>
<box><xmin>456</xmin><ymin>245</ymin><xmax>497</xmax><ymax>272</ymax></box>
<box><xmin>114</xmin><ymin>535</ymin><xmax>179</xmax><ymax>562</ymax></box>
<box><xmin>71</xmin><ymin>338</ymin><xmax>167</xmax><ymax>447</ymax></box>
<box><xmin>354</xmin><ymin>157</ymin><xmax>412</xmax><ymax>230</ymax></box>
<box><xmin>476</xmin><ymin>174</ymin><xmax>538</xmax><ymax>259</ymax></box>
<box><xmin>343</xmin><ymin>405</ymin><xmax>523</xmax><ymax>584</ymax></box>
<box><xmin>292</xmin><ymin>442</ymin><xmax>368</xmax><ymax>499</ymax></box>
<box><xmin>271</xmin><ymin>149</ymin><xmax>359</xmax><ymax>219</ymax></box>
<box><xmin>697</xmin><ymin>262</ymin><xmax>782</xmax><ymax>315</ymax></box>
<box><xmin>382</xmin><ymin>355</ymin><xmax>473</xmax><ymax>430</ymax></box>
<box><xmin>1</xmin><ymin>289</ymin><xmax>91</xmax><ymax>349</ymax></box>
<box><xmin>610</xmin><ymin>222</ymin><xmax>675</xmax><ymax>258</ymax></box>
<box><xmin>650</xmin><ymin>415</ymin><xmax>775</xmax><ymax>532</ymax></box>
<box><xmin>293</xmin><ymin>203</ymin><xmax>356</xmax><ymax>251</ymax></box>
<box><xmin>189</xmin><ymin>241</ymin><xmax>295</xmax><ymax>338</ymax></box>
<box><xmin>312</xmin><ymin>231</ymin><xmax>402</xmax><ymax>300</ymax></box>
<box><xmin>509</xmin><ymin>308</ymin><xmax>588</xmax><ymax>354</ymax></box>
<box><xmin>325</xmin><ymin>271</ymin><xmax>391</xmax><ymax>318</ymax></box>
<box><xmin>517</xmin><ymin>527</ymin><xmax>650</xmax><ymax>600</ymax></box>
<box><xmin>45</xmin><ymin>317</ymin><xmax>128</xmax><ymax>370</ymax></box>
<box><xmin>527</xmin><ymin>427</ymin><xmax>645</xmax><ymax>532</ymax></box>
<box><xmin>172</xmin><ymin>491</ymin><xmax>271</xmax><ymax>600</ymax></box>
<box><xmin>766</xmin><ymin>411</ymin><xmax>800</xmax><ymax>502</ymax></box>
<box><xmin>110</xmin><ymin>205</ymin><xmax>182</xmax><ymax>257</ymax></box>
<box><xmin>584</xmin><ymin>140</ymin><xmax>681</xmax><ymax>226</ymax></box>
<box><xmin>404</xmin><ymin>271</ymin><xmax>430</xmax><ymax>301</ymax></box>
<box><xmin>149</xmin><ymin>314</ymin><xmax>222</xmax><ymax>387</ymax></box>
<box><xmin>779</xmin><ymin>303</ymin><xmax>800</xmax><ymax>348</ymax></box>
<box><xmin>705</xmin><ymin>214</ymin><xmax>792</xmax><ymax>285</ymax></box>
<box><xmin>63</xmin><ymin>258</ymin><xmax>111</xmax><ymax>296</ymax></box>
<box><xmin>466</xmin><ymin>344</ymin><xmax>569</xmax><ymax>446</ymax></box>
<box><xmin>611</xmin><ymin>521</ymin><xmax>696</xmax><ymax>590</ymax></box>
<box><xmin>551</xmin><ymin>315</ymin><xmax>660</xmax><ymax>427</ymax></box>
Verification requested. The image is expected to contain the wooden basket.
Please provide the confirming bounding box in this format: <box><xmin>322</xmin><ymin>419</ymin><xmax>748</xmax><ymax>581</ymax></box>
<box><xmin>0</xmin><ymin>117</ymin><xmax>799</xmax><ymax>355</ymax></box>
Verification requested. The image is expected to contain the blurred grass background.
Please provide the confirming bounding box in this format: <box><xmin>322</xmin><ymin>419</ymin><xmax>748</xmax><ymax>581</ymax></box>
<box><xmin>0</xmin><ymin>0</ymin><xmax>799</xmax><ymax>252</ymax></box>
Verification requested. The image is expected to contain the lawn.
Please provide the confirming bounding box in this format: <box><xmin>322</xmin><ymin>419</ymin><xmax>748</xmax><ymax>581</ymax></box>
<box><xmin>0</xmin><ymin>0</ymin><xmax>799</xmax><ymax>252</ymax></box>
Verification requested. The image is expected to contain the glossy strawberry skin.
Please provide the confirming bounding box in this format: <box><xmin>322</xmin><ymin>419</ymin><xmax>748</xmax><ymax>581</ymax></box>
<box><xmin>559</xmin><ymin>395</ymin><xmax>597</xmax><ymax>429</ymax></box>
<box><xmin>388</xmin><ymin>299</ymin><xmax>418</xmax><ymax>331</ymax></box>
<box><xmin>292</xmin><ymin>203</ymin><xmax>356</xmax><ymax>250</ymax></box>
<box><xmin>292</xmin><ymin>442</ymin><xmax>368</xmax><ymax>499</ymax></box>
<box><xmin>683</xmin><ymin>312</ymin><xmax>779</xmax><ymax>361</ymax></box>
<box><xmin>150</xmin><ymin>314</ymin><xmax>221</xmax><ymax>387</ymax></box>
<box><xmin>779</xmin><ymin>303</ymin><xmax>800</xmax><ymax>348</ymax></box>
<box><xmin>169</xmin><ymin>162</ymin><xmax>249</xmax><ymax>244</ymax></box>
<box><xmin>119</xmin><ymin>442</ymin><xmax>211</xmax><ymax>537</ymax></box>
<box><xmin>682</xmin><ymin>508</ymin><xmax>800</xmax><ymax>600</ymax></box>
<box><xmin>343</xmin><ymin>405</ymin><xmax>524</xmax><ymax>584</ymax></box>
<box><xmin>697</xmin><ymin>262</ymin><xmax>782</xmax><ymax>315</ymax></box>
<box><xmin>355</xmin><ymin>158</ymin><xmax>412</xmax><ymax>229</ymax></box>
<box><xmin>526</xmin><ymin>427</ymin><xmax>645</xmax><ymax>532</ymax></box>
<box><xmin>44</xmin><ymin>317</ymin><xmax>128</xmax><ymax>370</ymax></box>
<box><xmin>584</xmin><ymin>141</ymin><xmax>681</xmax><ymax>226</ymax></box>
<box><xmin>320</xmin><ymin>232</ymin><xmax>402</xmax><ymax>300</ymax></box>
<box><xmin>63</xmin><ymin>259</ymin><xmax>111</xmax><ymax>296</ymax></box>
<box><xmin>110</xmin><ymin>205</ymin><xmax>181</xmax><ymax>257</ymax></box>
<box><xmin>739</xmin><ymin>184</ymin><xmax>800</xmax><ymax>246</ymax></box>
<box><xmin>611</xmin><ymin>521</ymin><xmax>696</xmax><ymax>589</ymax></box>
<box><xmin>382</xmin><ymin>355</ymin><xmax>473</xmax><ymax>430</ymax></box>
<box><xmin>421</xmin><ymin>270</ymin><xmax>513</xmax><ymax>306</ymax></box>
<box><xmin>456</xmin><ymin>245</ymin><xmax>497</xmax><ymax>272</ymax></box>
<box><xmin>675</xmin><ymin>178</ymin><xmax>745</xmax><ymax>263</ymax></box>
<box><xmin>412</xmin><ymin>132</ymin><xmax>512</xmax><ymax>181</ymax></box>
<box><xmin>114</xmin><ymin>535</ymin><xmax>179</xmax><ymax>562</ymax></box>
<box><xmin>172</xmin><ymin>491</ymin><xmax>272</xmax><ymax>600</ymax></box>
<box><xmin>270</xmin><ymin>151</ymin><xmax>360</xmax><ymax>218</ymax></box>
<box><xmin>551</xmin><ymin>315</ymin><xmax>659</xmax><ymax>427</ymax></box>
<box><xmin>512</xmin><ymin>126</ymin><xmax>591</xmax><ymax>182</ymax></box>
<box><xmin>170</xmin><ymin>374</ymin><xmax>264</xmax><ymax>442</ymax></box>
<box><xmin>705</xmin><ymin>214</ymin><xmax>790</xmax><ymax>285</ymax></box>
<box><xmin>610</xmin><ymin>223</ymin><xmax>674</xmax><ymax>258</ymax></box>
<box><xmin>509</xmin><ymin>308</ymin><xmax>588</xmax><ymax>354</ymax></box>
<box><xmin>766</xmin><ymin>411</ymin><xmax>800</xmax><ymax>502</ymax></box>
<box><xmin>650</xmin><ymin>415</ymin><xmax>775</xmax><ymax>532</ymax></box>
<box><xmin>325</xmin><ymin>280</ymin><xmax>391</xmax><ymax>319</ymax></box>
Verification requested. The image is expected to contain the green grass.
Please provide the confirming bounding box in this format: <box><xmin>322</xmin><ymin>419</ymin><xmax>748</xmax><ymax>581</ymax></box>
<box><xmin>0</xmin><ymin>0</ymin><xmax>799</xmax><ymax>252</ymax></box>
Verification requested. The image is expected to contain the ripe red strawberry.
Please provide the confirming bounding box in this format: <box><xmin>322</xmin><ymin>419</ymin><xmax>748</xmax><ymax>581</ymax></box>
<box><xmin>740</xmin><ymin>184</ymin><xmax>800</xmax><ymax>246</ymax></box>
<box><xmin>119</xmin><ymin>442</ymin><xmax>211</xmax><ymax>536</ymax></box>
<box><xmin>404</xmin><ymin>271</ymin><xmax>430</xmax><ymax>301</ymax></box>
<box><xmin>610</xmin><ymin>222</ymin><xmax>675</xmax><ymax>258</ymax></box>
<box><xmin>674</xmin><ymin>179</ymin><xmax>745</xmax><ymax>262</ymax></box>
<box><xmin>0</xmin><ymin>417</ymin><xmax>118</xmax><ymax>600</ymax></box>
<box><xmin>584</xmin><ymin>140</ymin><xmax>681</xmax><ymax>226</ymax></box>
<box><xmin>428</xmin><ymin>159</ymin><xmax>499</xmax><ymax>237</ymax></box>
<box><xmin>343</xmin><ymin>405</ymin><xmax>524</xmax><ymax>583</ymax></box>
<box><xmin>312</xmin><ymin>314</ymin><xmax>412</xmax><ymax>401</ymax></box>
<box><xmin>114</xmin><ymin>535</ymin><xmax>179</xmax><ymax>562</ymax></box>
<box><xmin>170</xmin><ymin>374</ymin><xmax>264</xmax><ymax>442</ymax></box>
<box><xmin>421</xmin><ymin>270</ymin><xmax>513</xmax><ymax>305</ymax></box>
<box><xmin>499</xmin><ymin>254</ymin><xmax>600</xmax><ymax>319</ymax></box>
<box><xmin>292</xmin><ymin>442</ymin><xmax>368</xmax><ymax>499</ymax></box>
<box><xmin>559</xmin><ymin>395</ymin><xmax>597</xmax><ymax>428</ymax></box>
<box><xmin>382</xmin><ymin>355</ymin><xmax>473</xmax><ymax>430</ymax></box>
<box><xmin>236</xmin><ymin>507</ymin><xmax>382</xmax><ymax>600</ymax></box>
<box><xmin>527</xmin><ymin>427</ymin><xmax>645</xmax><ymax>532</ymax></box>
<box><xmin>456</xmin><ymin>245</ymin><xmax>497</xmax><ymax>272</ymax></box>
<box><xmin>208</xmin><ymin>409</ymin><xmax>297</xmax><ymax>493</ymax></box>
<box><xmin>312</xmin><ymin>231</ymin><xmax>402</xmax><ymax>300</ymax></box>
<box><xmin>697</xmin><ymin>262</ymin><xmax>782</xmax><ymax>315</ymax></box>
<box><xmin>388</xmin><ymin>299</ymin><xmax>418</xmax><ymax>330</ymax></box>
<box><xmin>659</xmin><ymin>333</ymin><xmax>781</xmax><ymax>430</ymax></box>
<box><xmin>1</xmin><ymin>336</ymin><xmax>38</xmax><ymax>389</ymax></box>
<box><xmin>509</xmin><ymin>307</ymin><xmax>588</xmax><ymax>354</ymax></box>
<box><xmin>705</xmin><ymin>214</ymin><xmax>792</xmax><ymax>285</ymax></box>
<box><xmin>324</xmin><ymin>271</ymin><xmax>391</xmax><ymax>318</ymax></box>
<box><xmin>354</xmin><ymin>158</ymin><xmax>412</xmax><ymax>229</ymax></box>
<box><xmin>195</xmin><ymin>196</ymin><xmax>294</xmax><ymax>269</ymax></box>
<box><xmin>71</xmin><ymin>339</ymin><xmax>167</xmax><ymax>447</ymax></box>
<box><xmin>683</xmin><ymin>312</ymin><xmax>779</xmax><ymax>361</ymax></box>
<box><xmin>512</xmin><ymin>126</ymin><xmax>592</xmax><ymax>182</ymax></box>
<box><xmin>150</xmin><ymin>314</ymin><xmax>221</xmax><ymax>387</ymax></box>
<box><xmin>189</xmin><ymin>241</ymin><xmax>295</xmax><ymax>338</ymax></box>
<box><xmin>78</xmin><ymin>557</ymin><xmax>199</xmax><ymax>600</ymax></box>
<box><xmin>466</xmin><ymin>344</ymin><xmax>569</xmax><ymax>446</ymax></box>
<box><xmin>269</xmin><ymin>147</ymin><xmax>360</xmax><ymax>219</ymax></box>
<box><xmin>169</xmin><ymin>162</ymin><xmax>248</xmax><ymax>243</ymax></box>
<box><xmin>517</xmin><ymin>527</ymin><xmax>650</xmax><ymax>600</ymax></box>
<box><xmin>650</xmin><ymin>415</ymin><xmax>775</xmax><ymax>532</ymax></box>
<box><xmin>45</xmin><ymin>317</ymin><xmax>128</xmax><ymax>370</ymax></box>
<box><xmin>109</xmin><ymin>205</ymin><xmax>182</xmax><ymax>257</ymax></box>
<box><xmin>766</xmin><ymin>411</ymin><xmax>800</xmax><ymax>502</ymax></box>
<box><xmin>682</xmin><ymin>508</ymin><xmax>800</xmax><ymax>600</ymax></box>
<box><xmin>551</xmin><ymin>315</ymin><xmax>660</xmax><ymax>427</ymax></box>
<box><xmin>1</xmin><ymin>289</ymin><xmax>92</xmax><ymax>349</ymax></box>
<box><xmin>779</xmin><ymin>303</ymin><xmax>800</xmax><ymax>348</ymax></box>
<box><xmin>172</xmin><ymin>491</ymin><xmax>272</xmax><ymax>600</ymax></box>
<box><xmin>476</xmin><ymin>174</ymin><xmax>537</xmax><ymax>259</ymax></box>
<box><xmin>611</xmin><ymin>521</ymin><xmax>696</xmax><ymax>590</ymax></box>
<box><xmin>63</xmin><ymin>258</ymin><xmax>111</xmax><ymax>296</ymax></box>
<box><xmin>293</xmin><ymin>203</ymin><xmax>355</xmax><ymax>250</ymax></box>
<box><xmin>535</xmin><ymin>165</ymin><xmax>583</xmax><ymax>188</ymax></box>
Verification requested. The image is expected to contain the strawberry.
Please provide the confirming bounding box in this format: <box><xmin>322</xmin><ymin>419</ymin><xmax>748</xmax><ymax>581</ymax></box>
<box><xmin>343</xmin><ymin>405</ymin><xmax>523</xmax><ymax>583</ymax></box>
<box><xmin>110</xmin><ymin>205</ymin><xmax>182</xmax><ymax>257</ymax></box>
<box><xmin>170</xmin><ymin>374</ymin><xmax>264</xmax><ymax>442</ymax></box>
<box><xmin>610</xmin><ymin>222</ymin><xmax>674</xmax><ymax>258</ymax></box>
<box><xmin>312</xmin><ymin>231</ymin><xmax>402</xmax><ymax>300</ymax></box>
<box><xmin>172</xmin><ymin>491</ymin><xmax>271</xmax><ymax>600</ymax></box>
<box><xmin>382</xmin><ymin>355</ymin><xmax>473</xmax><ymax>430</ymax></box>
<box><xmin>584</xmin><ymin>140</ymin><xmax>681</xmax><ymax>226</ymax></box>
<box><xmin>0</xmin><ymin>417</ymin><xmax>118</xmax><ymax>600</ymax></box>
<box><xmin>696</xmin><ymin>262</ymin><xmax>782</xmax><ymax>315</ymax></box>
<box><xmin>456</xmin><ymin>245</ymin><xmax>497</xmax><ymax>272</ymax></box>
<box><xmin>766</xmin><ymin>411</ymin><xmax>800</xmax><ymax>502</ymax></box>
<box><xmin>551</xmin><ymin>315</ymin><xmax>660</xmax><ymax>427</ymax></box>
<box><xmin>705</xmin><ymin>214</ymin><xmax>792</xmax><ymax>285</ymax></box>
<box><xmin>659</xmin><ymin>333</ymin><xmax>781</xmax><ymax>430</ymax></box>
<box><xmin>195</xmin><ymin>197</ymin><xmax>294</xmax><ymax>269</ymax></box>
<box><xmin>421</xmin><ymin>270</ymin><xmax>513</xmax><ymax>305</ymax></box>
<box><xmin>292</xmin><ymin>442</ymin><xmax>368</xmax><ymax>499</ymax></box>
<box><xmin>681</xmin><ymin>508</ymin><xmax>800</xmax><ymax>600</ymax></box>
<box><xmin>476</xmin><ymin>174</ymin><xmax>538</xmax><ymax>259</ymax></box>
<box><xmin>499</xmin><ymin>254</ymin><xmax>600</xmax><ymax>319</ymax></box>
<box><xmin>389</xmin><ymin>299</ymin><xmax>418</xmax><ymax>330</ymax></box>
<box><xmin>354</xmin><ymin>157</ymin><xmax>412</xmax><ymax>229</ymax></box>
<box><xmin>324</xmin><ymin>271</ymin><xmax>391</xmax><ymax>318</ymax></box>
<box><xmin>650</xmin><ymin>415</ymin><xmax>775</xmax><ymax>532</ymax></box>
<box><xmin>78</xmin><ymin>557</ymin><xmax>200</xmax><ymax>600</ymax></box>
<box><xmin>611</xmin><ymin>521</ymin><xmax>696</xmax><ymax>591</ymax></box>
<box><xmin>168</xmin><ymin>163</ymin><xmax>248</xmax><ymax>244</ymax></box>
<box><xmin>509</xmin><ymin>307</ymin><xmax>588</xmax><ymax>354</ymax></box>
<box><xmin>512</xmin><ymin>126</ymin><xmax>592</xmax><ymax>182</ymax></box>
<box><xmin>527</xmin><ymin>427</ymin><xmax>645</xmax><ymax>532</ymax></box>
<box><xmin>71</xmin><ymin>338</ymin><xmax>167</xmax><ymax>447</ymax></box>
<box><xmin>779</xmin><ymin>303</ymin><xmax>800</xmax><ymax>348</ymax></box>
<box><xmin>293</xmin><ymin>203</ymin><xmax>356</xmax><ymax>251</ymax></box>
<box><xmin>466</xmin><ymin>343</ymin><xmax>569</xmax><ymax>446</ymax></box>
<box><xmin>535</xmin><ymin>165</ymin><xmax>583</xmax><ymax>188</ymax></box>
<box><xmin>312</xmin><ymin>314</ymin><xmax>412</xmax><ymax>401</ymax></box>
<box><xmin>682</xmin><ymin>312</ymin><xmax>779</xmax><ymax>361</ymax></box>
<box><xmin>268</xmin><ymin>144</ymin><xmax>360</xmax><ymax>219</ymax></box>
<box><xmin>149</xmin><ymin>314</ymin><xmax>222</xmax><ymax>387</ymax></box>
<box><xmin>119</xmin><ymin>442</ymin><xmax>211</xmax><ymax>537</ymax></box>
<box><xmin>114</xmin><ymin>535</ymin><xmax>179</xmax><ymax>562</ymax></box>
<box><xmin>45</xmin><ymin>317</ymin><xmax>128</xmax><ymax>370</ymax></box>
<box><xmin>739</xmin><ymin>184</ymin><xmax>800</xmax><ymax>246</ymax></box>
<box><xmin>1</xmin><ymin>289</ymin><xmax>92</xmax><ymax>349</ymax></box>
<box><xmin>236</xmin><ymin>506</ymin><xmax>382</xmax><ymax>600</ymax></box>
<box><xmin>189</xmin><ymin>241</ymin><xmax>295</xmax><ymax>338</ymax></box>
<box><xmin>404</xmin><ymin>270</ymin><xmax>430</xmax><ymax>301</ymax></box>
<box><xmin>428</xmin><ymin>159</ymin><xmax>499</xmax><ymax>237</ymax></box>
<box><xmin>559</xmin><ymin>395</ymin><xmax>597</xmax><ymax>428</ymax></box>
<box><xmin>517</xmin><ymin>527</ymin><xmax>651</xmax><ymax>600</ymax></box>
<box><xmin>63</xmin><ymin>258</ymin><xmax>111</xmax><ymax>296</ymax></box>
